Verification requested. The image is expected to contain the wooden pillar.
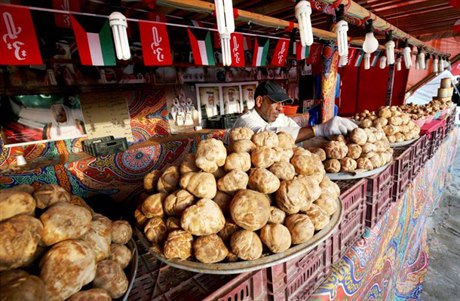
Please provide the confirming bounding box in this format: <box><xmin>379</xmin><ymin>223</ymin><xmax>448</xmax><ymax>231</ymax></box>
<box><xmin>321</xmin><ymin>41</ymin><xmax>339</xmax><ymax>122</ymax></box>
<box><xmin>386</xmin><ymin>64</ymin><xmax>395</xmax><ymax>106</ymax></box>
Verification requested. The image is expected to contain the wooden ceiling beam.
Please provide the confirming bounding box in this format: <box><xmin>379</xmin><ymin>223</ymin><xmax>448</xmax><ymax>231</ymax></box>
<box><xmin>156</xmin><ymin>0</ymin><xmax>338</xmax><ymax>40</ymax></box>
<box><xmin>314</xmin><ymin>0</ymin><xmax>450</xmax><ymax>56</ymax></box>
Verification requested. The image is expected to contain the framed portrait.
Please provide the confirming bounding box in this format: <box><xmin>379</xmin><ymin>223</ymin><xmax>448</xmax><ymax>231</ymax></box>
<box><xmin>0</xmin><ymin>94</ymin><xmax>87</xmax><ymax>147</ymax></box>
<box><xmin>222</xmin><ymin>85</ymin><xmax>243</xmax><ymax>115</ymax></box>
<box><xmin>242</xmin><ymin>82</ymin><xmax>258</xmax><ymax>111</ymax></box>
<box><xmin>196</xmin><ymin>84</ymin><xmax>222</xmax><ymax>119</ymax></box>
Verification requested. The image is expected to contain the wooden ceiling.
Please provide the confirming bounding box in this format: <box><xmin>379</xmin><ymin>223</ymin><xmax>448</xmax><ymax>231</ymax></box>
<box><xmin>14</xmin><ymin>0</ymin><xmax>460</xmax><ymax>45</ymax></box>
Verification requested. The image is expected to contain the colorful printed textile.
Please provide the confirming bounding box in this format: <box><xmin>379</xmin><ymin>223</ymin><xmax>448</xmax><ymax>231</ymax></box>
<box><xmin>311</xmin><ymin>129</ymin><xmax>458</xmax><ymax>301</ymax></box>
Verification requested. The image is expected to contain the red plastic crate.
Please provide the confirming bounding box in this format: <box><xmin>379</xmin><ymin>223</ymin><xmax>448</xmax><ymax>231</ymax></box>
<box><xmin>366</xmin><ymin>164</ymin><xmax>393</xmax><ymax>199</ymax></box>
<box><xmin>365</xmin><ymin>184</ymin><xmax>393</xmax><ymax>228</ymax></box>
<box><xmin>330</xmin><ymin>180</ymin><xmax>367</xmax><ymax>262</ymax></box>
<box><xmin>267</xmin><ymin>240</ymin><xmax>332</xmax><ymax>301</ymax></box>
<box><xmin>392</xmin><ymin>146</ymin><xmax>413</xmax><ymax>181</ymax></box>
<box><xmin>411</xmin><ymin>135</ymin><xmax>427</xmax><ymax>177</ymax></box>
<box><xmin>392</xmin><ymin>169</ymin><xmax>411</xmax><ymax>203</ymax></box>
<box><xmin>204</xmin><ymin>270</ymin><xmax>269</xmax><ymax>301</ymax></box>
<box><xmin>335</xmin><ymin>179</ymin><xmax>367</xmax><ymax>219</ymax></box>
<box><xmin>130</xmin><ymin>233</ymin><xmax>262</xmax><ymax>301</ymax></box>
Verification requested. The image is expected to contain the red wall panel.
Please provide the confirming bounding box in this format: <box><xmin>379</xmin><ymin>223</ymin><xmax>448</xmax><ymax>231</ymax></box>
<box><xmin>357</xmin><ymin>64</ymin><xmax>389</xmax><ymax>113</ymax></box>
<box><xmin>337</xmin><ymin>62</ymin><xmax>409</xmax><ymax>115</ymax></box>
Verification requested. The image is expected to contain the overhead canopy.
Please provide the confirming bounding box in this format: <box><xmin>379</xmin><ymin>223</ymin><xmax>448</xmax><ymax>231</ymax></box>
<box><xmin>12</xmin><ymin>0</ymin><xmax>460</xmax><ymax>56</ymax></box>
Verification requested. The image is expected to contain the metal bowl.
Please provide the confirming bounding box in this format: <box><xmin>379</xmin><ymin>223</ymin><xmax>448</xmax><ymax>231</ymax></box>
<box><xmin>139</xmin><ymin>198</ymin><xmax>342</xmax><ymax>275</ymax></box>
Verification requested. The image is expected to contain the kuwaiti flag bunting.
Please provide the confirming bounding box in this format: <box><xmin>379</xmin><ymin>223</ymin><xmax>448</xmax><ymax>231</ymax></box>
<box><xmin>253</xmin><ymin>37</ymin><xmax>269</xmax><ymax>67</ymax></box>
<box><xmin>0</xmin><ymin>5</ymin><xmax>43</xmax><ymax>65</ymax></box>
<box><xmin>371</xmin><ymin>50</ymin><xmax>381</xmax><ymax>67</ymax></box>
<box><xmin>294</xmin><ymin>41</ymin><xmax>310</xmax><ymax>61</ymax></box>
<box><xmin>354</xmin><ymin>50</ymin><xmax>365</xmax><ymax>67</ymax></box>
<box><xmin>271</xmin><ymin>38</ymin><xmax>289</xmax><ymax>67</ymax></box>
<box><xmin>70</xmin><ymin>15</ymin><xmax>116</xmax><ymax>66</ymax></box>
<box><xmin>187</xmin><ymin>28</ymin><xmax>215</xmax><ymax>66</ymax></box>
<box><xmin>138</xmin><ymin>20</ymin><xmax>172</xmax><ymax>66</ymax></box>
<box><xmin>230</xmin><ymin>33</ymin><xmax>245</xmax><ymax>67</ymax></box>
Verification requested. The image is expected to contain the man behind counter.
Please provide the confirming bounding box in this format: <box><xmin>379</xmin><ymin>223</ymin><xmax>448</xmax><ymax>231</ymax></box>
<box><xmin>233</xmin><ymin>80</ymin><xmax>357</xmax><ymax>142</ymax></box>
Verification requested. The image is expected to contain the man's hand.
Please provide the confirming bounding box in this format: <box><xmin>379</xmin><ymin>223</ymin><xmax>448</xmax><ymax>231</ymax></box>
<box><xmin>313</xmin><ymin>116</ymin><xmax>358</xmax><ymax>137</ymax></box>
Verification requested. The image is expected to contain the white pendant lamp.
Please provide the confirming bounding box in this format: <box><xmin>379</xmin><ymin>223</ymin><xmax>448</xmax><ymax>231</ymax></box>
<box><xmin>335</xmin><ymin>4</ymin><xmax>348</xmax><ymax>59</ymax></box>
<box><xmin>433</xmin><ymin>56</ymin><xmax>439</xmax><ymax>73</ymax></box>
<box><xmin>214</xmin><ymin>0</ymin><xmax>235</xmax><ymax>66</ymax></box>
<box><xmin>362</xmin><ymin>20</ymin><xmax>379</xmax><ymax>54</ymax></box>
<box><xmin>417</xmin><ymin>48</ymin><xmax>426</xmax><ymax>70</ymax></box>
<box><xmin>109</xmin><ymin>12</ymin><xmax>131</xmax><ymax>60</ymax></box>
<box><xmin>424</xmin><ymin>53</ymin><xmax>430</xmax><ymax>70</ymax></box>
<box><xmin>402</xmin><ymin>40</ymin><xmax>412</xmax><ymax>69</ymax></box>
<box><xmin>364</xmin><ymin>53</ymin><xmax>371</xmax><ymax>70</ymax></box>
<box><xmin>396</xmin><ymin>56</ymin><xmax>402</xmax><ymax>71</ymax></box>
<box><xmin>384</xmin><ymin>31</ymin><xmax>395</xmax><ymax>65</ymax></box>
<box><xmin>379</xmin><ymin>56</ymin><xmax>387</xmax><ymax>69</ymax></box>
<box><xmin>295</xmin><ymin>0</ymin><xmax>314</xmax><ymax>46</ymax></box>
<box><xmin>339</xmin><ymin>54</ymin><xmax>348</xmax><ymax>67</ymax></box>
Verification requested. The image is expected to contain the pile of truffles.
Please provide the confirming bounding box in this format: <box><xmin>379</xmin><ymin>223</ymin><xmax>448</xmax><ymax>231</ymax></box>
<box><xmin>310</xmin><ymin>126</ymin><xmax>393</xmax><ymax>173</ymax></box>
<box><xmin>0</xmin><ymin>184</ymin><xmax>134</xmax><ymax>301</ymax></box>
<box><xmin>138</xmin><ymin>128</ymin><xmax>341</xmax><ymax>263</ymax></box>
<box><xmin>399</xmin><ymin>98</ymin><xmax>453</xmax><ymax>120</ymax></box>
<box><xmin>353</xmin><ymin>106</ymin><xmax>420</xmax><ymax>143</ymax></box>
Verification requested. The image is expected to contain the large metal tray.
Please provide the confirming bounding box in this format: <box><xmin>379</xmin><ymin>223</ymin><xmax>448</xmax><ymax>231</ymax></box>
<box><xmin>138</xmin><ymin>198</ymin><xmax>342</xmax><ymax>275</ymax></box>
<box><xmin>326</xmin><ymin>162</ymin><xmax>392</xmax><ymax>180</ymax></box>
<box><xmin>121</xmin><ymin>239</ymin><xmax>139</xmax><ymax>301</ymax></box>
<box><xmin>389</xmin><ymin>136</ymin><xmax>419</xmax><ymax>148</ymax></box>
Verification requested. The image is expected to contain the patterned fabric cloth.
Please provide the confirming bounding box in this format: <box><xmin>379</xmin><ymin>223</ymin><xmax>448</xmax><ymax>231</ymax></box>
<box><xmin>311</xmin><ymin>129</ymin><xmax>458</xmax><ymax>301</ymax></box>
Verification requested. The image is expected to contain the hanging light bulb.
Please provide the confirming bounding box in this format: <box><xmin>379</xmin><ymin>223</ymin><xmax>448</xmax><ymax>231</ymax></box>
<box><xmin>433</xmin><ymin>55</ymin><xmax>439</xmax><ymax>73</ymax></box>
<box><xmin>362</xmin><ymin>20</ymin><xmax>379</xmax><ymax>54</ymax></box>
<box><xmin>424</xmin><ymin>53</ymin><xmax>430</xmax><ymax>70</ymax></box>
<box><xmin>339</xmin><ymin>54</ymin><xmax>348</xmax><ymax>67</ymax></box>
<box><xmin>364</xmin><ymin>53</ymin><xmax>371</xmax><ymax>70</ymax></box>
<box><xmin>214</xmin><ymin>0</ymin><xmax>235</xmax><ymax>66</ymax></box>
<box><xmin>402</xmin><ymin>40</ymin><xmax>412</xmax><ymax>69</ymax></box>
<box><xmin>109</xmin><ymin>12</ymin><xmax>131</xmax><ymax>60</ymax></box>
<box><xmin>335</xmin><ymin>4</ymin><xmax>348</xmax><ymax>58</ymax></box>
<box><xmin>417</xmin><ymin>47</ymin><xmax>426</xmax><ymax>70</ymax></box>
<box><xmin>396</xmin><ymin>56</ymin><xmax>402</xmax><ymax>71</ymax></box>
<box><xmin>439</xmin><ymin>56</ymin><xmax>444</xmax><ymax>71</ymax></box>
<box><xmin>385</xmin><ymin>31</ymin><xmax>395</xmax><ymax>65</ymax></box>
<box><xmin>295</xmin><ymin>0</ymin><xmax>313</xmax><ymax>46</ymax></box>
<box><xmin>415</xmin><ymin>60</ymin><xmax>420</xmax><ymax>70</ymax></box>
<box><xmin>379</xmin><ymin>56</ymin><xmax>387</xmax><ymax>69</ymax></box>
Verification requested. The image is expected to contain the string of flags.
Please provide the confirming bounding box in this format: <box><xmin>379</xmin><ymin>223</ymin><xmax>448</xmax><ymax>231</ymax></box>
<box><xmin>0</xmin><ymin>3</ymin><xmax>400</xmax><ymax>70</ymax></box>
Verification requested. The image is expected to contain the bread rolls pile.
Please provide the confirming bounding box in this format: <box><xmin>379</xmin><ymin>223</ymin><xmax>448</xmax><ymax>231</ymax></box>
<box><xmin>353</xmin><ymin>106</ymin><xmax>420</xmax><ymax>143</ymax></box>
<box><xmin>0</xmin><ymin>184</ymin><xmax>133</xmax><ymax>301</ymax></box>
<box><xmin>139</xmin><ymin>128</ymin><xmax>340</xmax><ymax>263</ymax></box>
<box><xmin>399</xmin><ymin>98</ymin><xmax>453</xmax><ymax>120</ymax></box>
<box><xmin>311</xmin><ymin>126</ymin><xmax>393</xmax><ymax>173</ymax></box>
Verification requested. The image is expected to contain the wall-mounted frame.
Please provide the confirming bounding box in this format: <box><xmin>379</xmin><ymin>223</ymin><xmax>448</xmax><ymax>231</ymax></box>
<box><xmin>196</xmin><ymin>81</ymin><xmax>258</xmax><ymax>120</ymax></box>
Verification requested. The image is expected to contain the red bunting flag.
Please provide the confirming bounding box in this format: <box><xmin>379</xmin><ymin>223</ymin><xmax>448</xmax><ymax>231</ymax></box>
<box><xmin>306</xmin><ymin>43</ymin><xmax>323</xmax><ymax>65</ymax></box>
<box><xmin>139</xmin><ymin>21</ymin><xmax>172</xmax><ymax>66</ymax></box>
<box><xmin>230</xmin><ymin>33</ymin><xmax>245</xmax><ymax>67</ymax></box>
<box><xmin>0</xmin><ymin>5</ymin><xmax>43</xmax><ymax>65</ymax></box>
<box><xmin>271</xmin><ymin>38</ymin><xmax>289</xmax><ymax>67</ymax></box>
<box><xmin>53</xmin><ymin>0</ymin><xmax>80</xmax><ymax>29</ymax></box>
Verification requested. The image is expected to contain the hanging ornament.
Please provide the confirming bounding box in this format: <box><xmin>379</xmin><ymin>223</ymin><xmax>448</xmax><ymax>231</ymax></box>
<box><xmin>214</xmin><ymin>0</ymin><xmax>235</xmax><ymax>66</ymax></box>
<box><xmin>109</xmin><ymin>12</ymin><xmax>131</xmax><ymax>60</ymax></box>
